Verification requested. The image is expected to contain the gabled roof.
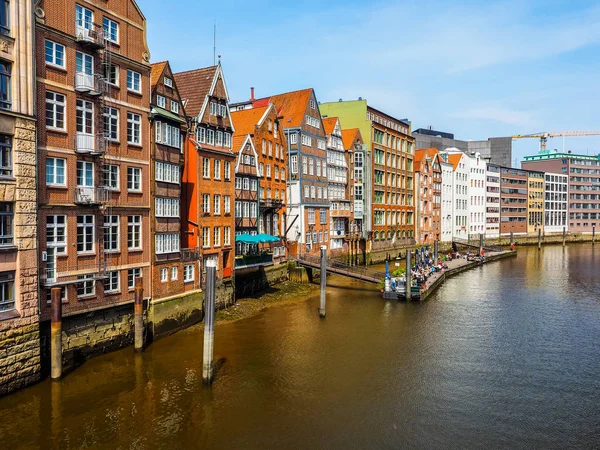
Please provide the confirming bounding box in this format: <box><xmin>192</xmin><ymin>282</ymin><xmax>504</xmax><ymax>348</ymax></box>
<box><xmin>341</xmin><ymin>128</ymin><xmax>361</xmax><ymax>150</ymax></box>
<box><xmin>150</xmin><ymin>61</ymin><xmax>168</xmax><ymax>89</ymax></box>
<box><xmin>230</xmin><ymin>105</ymin><xmax>271</xmax><ymax>137</ymax></box>
<box><xmin>253</xmin><ymin>88</ymin><xmax>314</xmax><ymax>128</ymax></box>
<box><xmin>173</xmin><ymin>66</ymin><xmax>218</xmax><ymax>118</ymax></box>
<box><xmin>447</xmin><ymin>153</ymin><xmax>463</xmax><ymax>170</ymax></box>
<box><xmin>322</xmin><ymin>117</ymin><xmax>338</xmax><ymax>135</ymax></box>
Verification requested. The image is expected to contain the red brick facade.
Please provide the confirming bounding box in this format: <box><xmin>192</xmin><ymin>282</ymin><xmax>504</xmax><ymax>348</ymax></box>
<box><xmin>36</xmin><ymin>0</ymin><xmax>151</xmax><ymax>318</ymax></box>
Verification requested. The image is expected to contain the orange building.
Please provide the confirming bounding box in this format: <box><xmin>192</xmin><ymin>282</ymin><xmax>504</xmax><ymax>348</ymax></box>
<box><xmin>36</xmin><ymin>0</ymin><xmax>151</xmax><ymax>317</ymax></box>
<box><xmin>414</xmin><ymin>149</ymin><xmax>436</xmax><ymax>244</ymax></box>
<box><xmin>230</xmin><ymin>102</ymin><xmax>288</xmax><ymax>263</ymax></box>
<box><xmin>175</xmin><ymin>62</ymin><xmax>235</xmax><ymax>281</ymax></box>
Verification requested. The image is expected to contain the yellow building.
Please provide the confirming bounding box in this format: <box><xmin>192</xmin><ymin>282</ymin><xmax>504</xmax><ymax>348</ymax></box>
<box><xmin>527</xmin><ymin>170</ymin><xmax>545</xmax><ymax>234</ymax></box>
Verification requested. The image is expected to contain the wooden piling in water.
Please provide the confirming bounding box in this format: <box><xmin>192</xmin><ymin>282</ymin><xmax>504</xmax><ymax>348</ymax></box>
<box><xmin>405</xmin><ymin>250</ymin><xmax>412</xmax><ymax>301</ymax></box>
<box><xmin>203</xmin><ymin>260</ymin><xmax>217</xmax><ymax>384</ymax></box>
<box><xmin>319</xmin><ymin>246</ymin><xmax>327</xmax><ymax>318</ymax></box>
<box><xmin>134</xmin><ymin>277</ymin><xmax>144</xmax><ymax>352</ymax></box>
<box><xmin>50</xmin><ymin>287</ymin><xmax>62</xmax><ymax>380</ymax></box>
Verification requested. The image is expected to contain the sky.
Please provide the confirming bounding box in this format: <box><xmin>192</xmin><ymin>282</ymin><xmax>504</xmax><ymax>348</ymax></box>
<box><xmin>140</xmin><ymin>0</ymin><xmax>600</xmax><ymax>166</ymax></box>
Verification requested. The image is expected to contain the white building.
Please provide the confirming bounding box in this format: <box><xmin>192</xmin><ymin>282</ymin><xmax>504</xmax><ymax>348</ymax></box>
<box><xmin>445</xmin><ymin>151</ymin><xmax>470</xmax><ymax>240</ymax></box>
<box><xmin>485</xmin><ymin>164</ymin><xmax>501</xmax><ymax>237</ymax></box>
<box><xmin>468</xmin><ymin>153</ymin><xmax>487</xmax><ymax>238</ymax></box>
<box><xmin>440</xmin><ymin>159</ymin><xmax>454</xmax><ymax>242</ymax></box>
<box><xmin>544</xmin><ymin>172</ymin><xmax>568</xmax><ymax>233</ymax></box>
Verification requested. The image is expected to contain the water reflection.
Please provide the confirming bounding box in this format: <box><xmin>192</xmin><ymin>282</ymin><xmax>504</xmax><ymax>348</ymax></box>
<box><xmin>0</xmin><ymin>245</ymin><xmax>599</xmax><ymax>449</ymax></box>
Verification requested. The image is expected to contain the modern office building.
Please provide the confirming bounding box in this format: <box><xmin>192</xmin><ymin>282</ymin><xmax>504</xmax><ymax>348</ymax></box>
<box><xmin>526</xmin><ymin>170</ymin><xmax>545</xmax><ymax>234</ymax></box>
<box><xmin>522</xmin><ymin>151</ymin><xmax>600</xmax><ymax>233</ymax></box>
<box><xmin>485</xmin><ymin>165</ymin><xmax>501</xmax><ymax>238</ymax></box>
<box><xmin>543</xmin><ymin>172</ymin><xmax>568</xmax><ymax>233</ymax></box>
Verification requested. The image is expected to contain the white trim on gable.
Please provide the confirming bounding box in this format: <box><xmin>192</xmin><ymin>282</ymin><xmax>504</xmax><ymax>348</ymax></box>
<box><xmin>234</xmin><ymin>134</ymin><xmax>259</xmax><ymax>174</ymax></box>
<box><xmin>256</xmin><ymin>103</ymin><xmax>278</xmax><ymax>128</ymax></box>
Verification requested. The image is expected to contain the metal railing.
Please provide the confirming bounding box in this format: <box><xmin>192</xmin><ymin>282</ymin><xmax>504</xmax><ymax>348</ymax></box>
<box><xmin>41</xmin><ymin>261</ymin><xmax>107</xmax><ymax>286</ymax></box>
<box><xmin>74</xmin><ymin>72</ymin><xmax>105</xmax><ymax>95</ymax></box>
<box><xmin>74</xmin><ymin>186</ymin><xmax>108</xmax><ymax>205</ymax></box>
<box><xmin>75</xmin><ymin>25</ymin><xmax>105</xmax><ymax>48</ymax></box>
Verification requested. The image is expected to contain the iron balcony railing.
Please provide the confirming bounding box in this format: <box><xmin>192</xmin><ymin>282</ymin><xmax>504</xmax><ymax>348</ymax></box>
<box><xmin>75</xmin><ymin>132</ymin><xmax>107</xmax><ymax>155</ymax></box>
<box><xmin>75</xmin><ymin>25</ymin><xmax>105</xmax><ymax>48</ymax></box>
<box><xmin>41</xmin><ymin>261</ymin><xmax>107</xmax><ymax>287</ymax></box>
<box><xmin>74</xmin><ymin>72</ymin><xmax>105</xmax><ymax>96</ymax></box>
<box><xmin>74</xmin><ymin>186</ymin><xmax>108</xmax><ymax>206</ymax></box>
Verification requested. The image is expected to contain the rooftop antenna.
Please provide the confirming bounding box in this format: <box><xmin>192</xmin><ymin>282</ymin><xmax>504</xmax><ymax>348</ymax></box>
<box><xmin>213</xmin><ymin>21</ymin><xmax>216</xmax><ymax>65</ymax></box>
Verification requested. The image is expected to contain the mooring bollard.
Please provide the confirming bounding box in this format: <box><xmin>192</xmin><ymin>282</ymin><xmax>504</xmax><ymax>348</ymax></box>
<box><xmin>405</xmin><ymin>250</ymin><xmax>412</xmax><ymax>301</ymax></box>
<box><xmin>510</xmin><ymin>231</ymin><xmax>514</xmax><ymax>246</ymax></box>
<box><xmin>319</xmin><ymin>246</ymin><xmax>327</xmax><ymax>318</ymax></box>
<box><xmin>538</xmin><ymin>228</ymin><xmax>542</xmax><ymax>250</ymax></box>
<box><xmin>203</xmin><ymin>260</ymin><xmax>217</xmax><ymax>384</ymax></box>
<box><xmin>134</xmin><ymin>277</ymin><xmax>144</xmax><ymax>352</ymax></box>
<box><xmin>563</xmin><ymin>226</ymin><xmax>566</xmax><ymax>247</ymax></box>
<box><xmin>50</xmin><ymin>287</ymin><xmax>62</xmax><ymax>380</ymax></box>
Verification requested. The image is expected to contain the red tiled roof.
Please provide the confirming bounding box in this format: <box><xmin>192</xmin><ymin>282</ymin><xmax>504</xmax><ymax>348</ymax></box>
<box><xmin>253</xmin><ymin>88</ymin><xmax>314</xmax><ymax>128</ymax></box>
<box><xmin>150</xmin><ymin>61</ymin><xmax>167</xmax><ymax>89</ymax></box>
<box><xmin>173</xmin><ymin>66</ymin><xmax>218</xmax><ymax>117</ymax></box>
<box><xmin>231</xmin><ymin>135</ymin><xmax>249</xmax><ymax>154</ymax></box>
<box><xmin>341</xmin><ymin>128</ymin><xmax>361</xmax><ymax>150</ymax></box>
<box><xmin>230</xmin><ymin>106</ymin><xmax>270</xmax><ymax>138</ymax></box>
<box><xmin>448</xmin><ymin>153</ymin><xmax>463</xmax><ymax>170</ymax></box>
<box><xmin>322</xmin><ymin>117</ymin><xmax>338</xmax><ymax>135</ymax></box>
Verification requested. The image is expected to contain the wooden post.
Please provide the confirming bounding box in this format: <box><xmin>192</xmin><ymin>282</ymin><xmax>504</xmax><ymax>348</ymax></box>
<box><xmin>319</xmin><ymin>246</ymin><xmax>326</xmax><ymax>318</ymax></box>
<box><xmin>50</xmin><ymin>287</ymin><xmax>62</xmax><ymax>380</ymax></box>
<box><xmin>134</xmin><ymin>277</ymin><xmax>144</xmax><ymax>352</ymax></box>
<box><xmin>405</xmin><ymin>250</ymin><xmax>411</xmax><ymax>301</ymax></box>
<box><xmin>563</xmin><ymin>226</ymin><xmax>566</xmax><ymax>247</ymax></box>
<box><xmin>479</xmin><ymin>233</ymin><xmax>484</xmax><ymax>256</ymax></box>
<box><xmin>203</xmin><ymin>260</ymin><xmax>217</xmax><ymax>384</ymax></box>
<box><xmin>434</xmin><ymin>239</ymin><xmax>438</xmax><ymax>265</ymax></box>
<box><xmin>538</xmin><ymin>228</ymin><xmax>542</xmax><ymax>250</ymax></box>
<box><xmin>593</xmin><ymin>224</ymin><xmax>596</xmax><ymax>246</ymax></box>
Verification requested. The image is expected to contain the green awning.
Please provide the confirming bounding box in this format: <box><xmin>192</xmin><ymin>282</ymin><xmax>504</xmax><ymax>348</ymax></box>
<box><xmin>151</xmin><ymin>106</ymin><xmax>186</xmax><ymax>124</ymax></box>
<box><xmin>235</xmin><ymin>234</ymin><xmax>259</xmax><ymax>244</ymax></box>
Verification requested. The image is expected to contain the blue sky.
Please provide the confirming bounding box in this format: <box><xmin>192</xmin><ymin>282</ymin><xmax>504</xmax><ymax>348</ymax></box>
<box><xmin>141</xmin><ymin>0</ymin><xmax>600</xmax><ymax>166</ymax></box>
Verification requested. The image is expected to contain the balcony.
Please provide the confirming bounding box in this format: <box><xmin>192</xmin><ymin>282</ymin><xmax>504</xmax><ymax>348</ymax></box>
<box><xmin>41</xmin><ymin>262</ymin><xmax>106</xmax><ymax>287</ymax></box>
<box><xmin>74</xmin><ymin>187</ymin><xmax>108</xmax><ymax>206</ymax></box>
<box><xmin>76</xmin><ymin>132</ymin><xmax>106</xmax><ymax>155</ymax></box>
<box><xmin>235</xmin><ymin>253</ymin><xmax>274</xmax><ymax>269</ymax></box>
<box><xmin>260</xmin><ymin>198</ymin><xmax>284</xmax><ymax>210</ymax></box>
<box><xmin>181</xmin><ymin>248</ymin><xmax>201</xmax><ymax>262</ymax></box>
<box><xmin>75</xmin><ymin>25</ymin><xmax>105</xmax><ymax>49</ymax></box>
<box><xmin>75</xmin><ymin>72</ymin><xmax>104</xmax><ymax>96</ymax></box>
<box><xmin>332</xmin><ymin>229</ymin><xmax>346</xmax><ymax>238</ymax></box>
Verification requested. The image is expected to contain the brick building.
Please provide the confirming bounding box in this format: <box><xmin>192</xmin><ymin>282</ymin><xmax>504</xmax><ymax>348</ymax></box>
<box><xmin>149</xmin><ymin>61</ymin><xmax>198</xmax><ymax>299</ymax></box>
<box><xmin>318</xmin><ymin>100</ymin><xmax>416</xmax><ymax>249</ymax></box>
<box><xmin>175</xmin><ymin>63</ymin><xmax>235</xmax><ymax>281</ymax></box>
<box><xmin>526</xmin><ymin>170</ymin><xmax>545</xmax><ymax>234</ymax></box>
<box><xmin>36</xmin><ymin>0</ymin><xmax>151</xmax><ymax>318</ymax></box>
<box><xmin>0</xmin><ymin>0</ymin><xmax>40</xmax><ymax>396</ymax></box>
<box><xmin>231</xmin><ymin>89</ymin><xmax>329</xmax><ymax>257</ymax></box>
<box><xmin>414</xmin><ymin>149</ymin><xmax>435</xmax><ymax>244</ymax></box>
<box><xmin>497</xmin><ymin>165</ymin><xmax>528</xmax><ymax>235</ymax></box>
<box><xmin>230</xmin><ymin>102</ymin><xmax>287</xmax><ymax>263</ymax></box>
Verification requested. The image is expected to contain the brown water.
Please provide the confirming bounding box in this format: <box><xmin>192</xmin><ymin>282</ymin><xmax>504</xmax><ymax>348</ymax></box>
<box><xmin>1</xmin><ymin>245</ymin><xmax>599</xmax><ymax>449</ymax></box>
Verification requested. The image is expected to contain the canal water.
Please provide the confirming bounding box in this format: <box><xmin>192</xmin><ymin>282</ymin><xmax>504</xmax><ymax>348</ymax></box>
<box><xmin>1</xmin><ymin>245</ymin><xmax>599</xmax><ymax>449</ymax></box>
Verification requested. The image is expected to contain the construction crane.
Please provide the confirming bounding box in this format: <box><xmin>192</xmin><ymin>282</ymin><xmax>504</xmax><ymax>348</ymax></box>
<box><xmin>513</xmin><ymin>131</ymin><xmax>600</xmax><ymax>152</ymax></box>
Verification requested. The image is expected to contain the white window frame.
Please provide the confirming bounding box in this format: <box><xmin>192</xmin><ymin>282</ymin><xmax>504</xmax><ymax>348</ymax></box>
<box><xmin>102</xmin><ymin>17</ymin><xmax>119</xmax><ymax>43</ymax></box>
<box><xmin>160</xmin><ymin>268</ymin><xmax>168</xmax><ymax>282</ymax></box>
<box><xmin>157</xmin><ymin>95</ymin><xmax>166</xmax><ymax>108</ymax></box>
<box><xmin>76</xmin><ymin>215</ymin><xmax>95</xmax><ymax>254</ymax></box>
<box><xmin>127</xmin><ymin>69</ymin><xmax>141</xmax><ymax>93</ymax></box>
<box><xmin>103</xmin><ymin>106</ymin><xmax>119</xmax><ymax>141</ymax></box>
<box><xmin>127</xmin><ymin>215</ymin><xmax>142</xmax><ymax>250</ymax></box>
<box><xmin>104</xmin><ymin>215</ymin><xmax>120</xmax><ymax>252</ymax></box>
<box><xmin>184</xmin><ymin>264</ymin><xmax>195</xmax><ymax>283</ymax></box>
<box><xmin>127</xmin><ymin>112</ymin><xmax>141</xmax><ymax>145</ymax></box>
<box><xmin>46</xmin><ymin>92</ymin><xmax>66</xmax><ymax>131</ymax></box>
<box><xmin>46</xmin><ymin>157</ymin><xmax>66</xmax><ymax>186</ymax></box>
<box><xmin>164</xmin><ymin>77</ymin><xmax>173</xmax><ymax>88</ymax></box>
<box><xmin>103</xmin><ymin>164</ymin><xmax>119</xmax><ymax>190</ymax></box>
<box><xmin>127</xmin><ymin>167</ymin><xmax>142</xmax><ymax>192</ymax></box>
<box><xmin>46</xmin><ymin>215</ymin><xmax>67</xmax><ymax>255</ymax></box>
<box><xmin>104</xmin><ymin>270</ymin><xmax>120</xmax><ymax>293</ymax></box>
<box><xmin>45</xmin><ymin>40</ymin><xmax>65</xmax><ymax>68</ymax></box>
<box><xmin>171</xmin><ymin>266</ymin><xmax>178</xmax><ymax>280</ymax></box>
<box><xmin>128</xmin><ymin>268</ymin><xmax>142</xmax><ymax>290</ymax></box>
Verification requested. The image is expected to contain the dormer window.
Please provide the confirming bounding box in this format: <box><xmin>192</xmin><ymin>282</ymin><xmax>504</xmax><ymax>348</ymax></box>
<box><xmin>164</xmin><ymin>77</ymin><xmax>173</xmax><ymax>88</ymax></box>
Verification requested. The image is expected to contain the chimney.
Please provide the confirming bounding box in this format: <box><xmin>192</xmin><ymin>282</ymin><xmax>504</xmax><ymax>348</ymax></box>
<box><xmin>250</xmin><ymin>87</ymin><xmax>255</xmax><ymax>102</ymax></box>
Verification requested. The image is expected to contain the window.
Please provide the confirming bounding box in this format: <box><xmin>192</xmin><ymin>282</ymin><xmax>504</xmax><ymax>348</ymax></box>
<box><xmin>76</xmin><ymin>99</ymin><xmax>94</xmax><ymax>135</ymax></box>
<box><xmin>77</xmin><ymin>275</ymin><xmax>94</xmax><ymax>298</ymax></box>
<box><xmin>310</xmin><ymin>99</ymin><xmax>316</xmax><ymax>110</ymax></box>
<box><xmin>155</xmin><ymin>198</ymin><xmax>180</xmax><ymax>218</ymax></box>
<box><xmin>268</xmin><ymin>141</ymin><xmax>273</xmax><ymax>156</ymax></box>
<box><xmin>127</xmin><ymin>112</ymin><xmax>141</xmax><ymax>144</ymax></box>
<box><xmin>196</xmin><ymin>127</ymin><xmax>205</xmax><ymax>143</ymax></box>
<box><xmin>127</xmin><ymin>167</ymin><xmax>141</xmax><ymax>191</ymax></box>
<box><xmin>103</xmin><ymin>17</ymin><xmax>119</xmax><ymax>43</ymax></box>
<box><xmin>224</xmin><ymin>132</ymin><xmax>231</xmax><ymax>148</ymax></box>
<box><xmin>214</xmin><ymin>194</ymin><xmax>221</xmax><ymax>215</ymax></box>
<box><xmin>202</xmin><ymin>194</ymin><xmax>210</xmax><ymax>214</ymax></box>
<box><xmin>0</xmin><ymin>135</ymin><xmax>10</xmax><ymax>177</ymax></box>
<box><xmin>308</xmin><ymin>208</ymin><xmax>315</xmax><ymax>225</ymax></box>
<box><xmin>103</xmin><ymin>107</ymin><xmax>119</xmax><ymax>141</ymax></box>
<box><xmin>76</xmin><ymin>161</ymin><xmax>93</xmax><ymax>187</ymax></box>
<box><xmin>290</xmin><ymin>134</ymin><xmax>297</xmax><ymax>144</ymax></box>
<box><xmin>156</xmin><ymin>161</ymin><xmax>180</xmax><ymax>184</ymax></box>
<box><xmin>127</xmin><ymin>70</ymin><xmax>141</xmax><ymax>93</ymax></box>
<box><xmin>157</xmin><ymin>95</ymin><xmax>166</xmax><ymax>108</ymax></box>
<box><xmin>320</xmin><ymin>209</ymin><xmax>327</xmax><ymax>225</ymax></box>
<box><xmin>104</xmin><ymin>271</ymin><xmax>120</xmax><ymax>293</ymax></box>
<box><xmin>46</xmin><ymin>92</ymin><xmax>65</xmax><ymax>130</ymax></box>
<box><xmin>214</xmin><ymin>160</ymin><xmax>221</xmax><ymax>179</ymax></box>
<box><xmin>155</xmin><ymin>121</ymin><xmax>181</xmax><ymax>148</ymax></box>
<box><xmin>171</xmin><ymin>101</ymin><xmax>179</xmax><ymax>114</ymax></box>
<box><xmin>104</xmin><ymin>215</ymin><xmax>119</xmax><ymax>251</ymax></box>
<box><xmin>76</xmin><ymin>5</ymin><xmax>93</xmax><ymax>32</ymax></box>
<box><xmin>0</xmin><ymin>0</ymin><xmax>9</xmax><ymax>35</ymax></box>
<box><xmin>207</xmin><ymin>129</ymin><xmax>215</xmax><ymax>145</ymax></box>
<box><xmin>164</xmin><ymin>77</ymin><xmax>173</xmax><ymax>88</ymax></box>
<box><xmin>224</xmin><ymin>226</ymin><xmax>231</xmax><ymax>246</ymax></box>
<box><xmin>45</xmin><ymin>40</ymin><xmax>65</xmax><ymax>68</ymax></box>
<box><xmin>216</xmin><ymin>131</ymin><xmax>223</xmax><ymax>146</ymax></box>
<box><xmin>46</xmin><ymin>215</ymin><xmax>66</xmax><ymax>254</ymax></box>
<box><xmin>262</xmin><ymin>139</ymin><xmax>266</xmax><ymax>155</ymax></box>
<box><xmin>213</xmin><ymin>227</ymin><xmax>221</xmax><ymax>247</ymax></box>
<box><xmin>224</xmin><ymin>161</ymin><xmax>231</xmax><ymax>180</ymax></box>
<box><xmin>103</xmin><ymin>63</ymin><xmax>119</xmax><ymax>86</ymax></box>
<box><xmin>128</xmin><ymin>268</ymin><xmax>141</xmax><ymax>290</ymax></box>
<box><xmin>203</xmin><ymin>158</ymin><xmax>210</xmax><ymax>178</ymax></box>
<box><xmin>202</xmin><ymin>227</ymin><xmax>210</xmax><ymax>248</ymax></box>
<box><xmin>291</xmin><ymin>155</ymin><xmax>298</xmax><ymax>174</ymax></box>
<box><xmin>259</xmin><ymin>163</ymin><xmax>264</xmax><ymax>177</ymax></box>
<box><xmin>171</xmin><ymin>267</ymin><xmax>178</xmax><ymax>280</ymax></box>
<box><xmin>46</xmin><ymin>157</ymin><xmax>66</xmax><ymax>185</ymax></box>
<box><xmin>128</xmin><ymin>215</ymin><xmax>142</xmax><ymax>250</ymax></box>
<box><xmin>103</xmin><ymin>164</ymin><xmax>119</xmax><ymax>190</ymax></box>
<box><xmin>0</xmin><ymin>202</ymin><xmax>12</xmax><ymax>246</ymax></box>
<box><xmin>184</xmin><ymin>264</ymin><xmax>195</xmax><ymax>282</ymax></box>
<box><xmin>76</xmin><ymin>215</ymin><xmax>94</xmax><ymax>253</ymax></box>
<box><xmin>224</xmin><ymin>195</ymin><xmax>231</xmax><ymax>214</ymax></box>
<box><xmin>155</xmin><ymin>234</ymin><xmax>180</xmax><ymax>254</ymax></box>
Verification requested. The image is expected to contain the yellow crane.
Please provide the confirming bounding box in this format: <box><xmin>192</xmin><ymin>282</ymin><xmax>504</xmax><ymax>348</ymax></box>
<box><xmin>513</xmin><ymin>131</ymin><xmax>600</xmax><ymax>152</ymax></box>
